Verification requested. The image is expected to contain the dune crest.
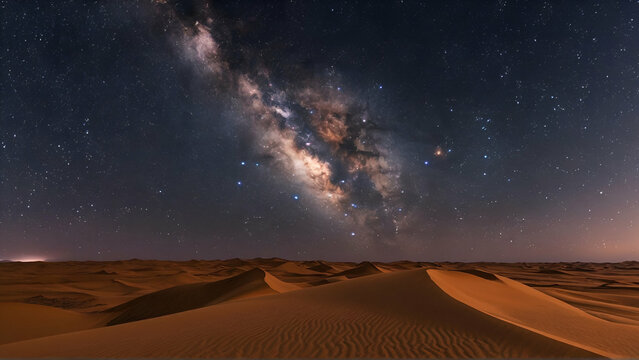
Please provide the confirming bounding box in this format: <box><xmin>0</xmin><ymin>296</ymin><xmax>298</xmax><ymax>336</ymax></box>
<box><xmin>428</xmin><ymin>269</ymin><xmax>639</xmax><ymax>358</ymax></box>
<box><xmin>307</xmin><ymin>261</ymin><xmax>335</xmax><ymax>273</ymax></box>
<box><xmin>0</xmin><ymin>269</ymin><xmax>598</xmax><ymax>358</ymax></box>
<box><xmin>270</xmin><ymin>261</ymin><xmax>323</xmax><ymax>275</ymax></box>
<box><xmin>263</xmin><ymin>270</ymin><xmax>301</xmax><ymax>292</ymax></box>
<box><xmin>1</xmin><ymin>259</ymin><xmax>637</xmax><ymax>358</ymax></box>
<box><xmin>332</xmin><ymin>261</ymin><xmax>382</xmax><ymax>278</ymax></box>
<box><xmin>105</xmin><ymin>268</ymin><xmax>293</xmax><ymax>325</ymax></box>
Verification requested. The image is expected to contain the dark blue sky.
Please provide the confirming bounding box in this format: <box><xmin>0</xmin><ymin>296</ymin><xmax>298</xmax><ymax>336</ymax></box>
<box><xmin>1</xmin><ymin>0</ymin><xmax>638</xmax><ymax>261</ymax></box>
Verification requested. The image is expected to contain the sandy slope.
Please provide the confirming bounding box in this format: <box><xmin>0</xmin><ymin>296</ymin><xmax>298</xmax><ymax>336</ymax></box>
<box><xmin>0</xmin><ymin>269</ymin><xmax>597</xmax><ymax>358</ymax></box>
<box><xmin>332</xmin><ymin>261</ymin><xmax>382</xmax><ymax>278</ymax></box>
<box><xmin>428</xmin><ymin>269</ymin><xmax>639</xmax><ymax>358</ymax></box>
<box><xmin>105</xmin><ymin>268</ymin><xmax>297</xmax><ymax>325</ymax></box>
<box><xmin>0</xmin><ymin>302</ymin><xmax>105</xmax><ymax>345</ymax></box>
<box><xmin>1</xmin><ymin>260</ymin><xmax>637</xmax><ymax>358</ymax></box>
<box><xmin>270</xmin><ymin>261</ymin><xmax>323</xmax><ymax>275</ymax></box>
<box><xmin>540</xmin><ymin>287</ymin><xmax>639</xmax><ymax>325</ymax></box>
<box><xmin>307</xmin><ymin>260</ymin><xmax>336</xmax><ymax>273</ymax></box>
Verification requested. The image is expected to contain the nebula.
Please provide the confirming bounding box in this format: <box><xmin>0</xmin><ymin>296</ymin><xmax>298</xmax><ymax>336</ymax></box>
<box><xmin>153</xmin><ymin>1</ymin><xmax>408</xmax><ymax>238</ymax></box>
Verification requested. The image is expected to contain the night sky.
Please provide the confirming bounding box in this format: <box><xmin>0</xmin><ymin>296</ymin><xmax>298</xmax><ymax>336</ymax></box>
<box><xmin>2</xmin><ymin>0</ymin><xmax>638</xmax><ymax>262</ymax></box>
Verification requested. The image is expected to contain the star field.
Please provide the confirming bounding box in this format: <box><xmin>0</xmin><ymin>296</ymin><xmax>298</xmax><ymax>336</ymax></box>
<box><xmin>1</xmin><ymin>0</ymin><xmax>638</xmax><ymax>261</ymax></box>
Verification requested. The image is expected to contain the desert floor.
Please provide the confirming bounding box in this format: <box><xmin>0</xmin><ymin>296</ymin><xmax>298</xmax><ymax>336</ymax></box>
<box><xmin>1</xmin><ymin>259</ymin><xmax>639</xmax><ymax>358</ymax></box>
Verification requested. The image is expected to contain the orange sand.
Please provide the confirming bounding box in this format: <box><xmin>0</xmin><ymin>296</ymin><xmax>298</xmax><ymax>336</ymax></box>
<box><xmin>0</xmin><ymin>259</ymin><xmax>637</xmax><ymax>358</ymax></box>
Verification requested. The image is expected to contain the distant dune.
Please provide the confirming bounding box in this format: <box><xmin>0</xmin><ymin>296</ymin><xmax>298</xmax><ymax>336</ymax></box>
<box><xmin>332</xmin><ymin>261</ymin><xmax>383</xmax><ymax>278</ymax></box>
<box><xmin>271</xmin><ymin>261</ymin><xmax>324</xmax><ymax>275</ymax></box>
<box><xmin>307</xmin><ymin>261</ymin><xmax>335</xmax><ymax>273</ymax></box>
<box><xmin>0</xmin><ymin>259</ymin><xmax>638</xmax><ymax>358</ymax></box>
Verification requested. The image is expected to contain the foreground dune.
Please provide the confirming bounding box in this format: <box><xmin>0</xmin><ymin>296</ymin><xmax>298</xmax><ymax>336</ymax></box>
<box><xmin>428</xmin><ymin>269</ymin><xmax>639</xmax><ymax>358</ymax></box>
<box><xmin>0</xmin><ymin>302</ymin><xmax>105</xmax><ymax>345</ymax></box>
<box><xmin>2</xmin><ymin>260</ymin><xmax>638</xmax><ymax>358</ymax></box>
<box><xmin>0</xmin><ymin>269</ymin><xmax>597</xmax><ymax>358</ymax></box>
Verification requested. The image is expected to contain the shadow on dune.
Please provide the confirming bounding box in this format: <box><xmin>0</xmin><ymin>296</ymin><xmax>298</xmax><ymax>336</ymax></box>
<box><xmin>105</xmin><ymin>268</ymin><xmax>278</xmax><ymax>325</ymax></box>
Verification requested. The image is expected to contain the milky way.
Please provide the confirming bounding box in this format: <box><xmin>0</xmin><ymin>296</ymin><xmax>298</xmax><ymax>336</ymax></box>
<box><xmin>161</xmin><ymin>2</ymin><xmax>408</xmax><ymax>240</ymax></box>
<box><xmin>2</xmin><ymin>0</ymin><xmax>638</xmax><ymax>261</ymax></box>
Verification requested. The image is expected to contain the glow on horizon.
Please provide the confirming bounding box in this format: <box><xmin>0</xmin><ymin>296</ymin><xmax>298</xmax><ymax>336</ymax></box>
<box><xmin>10</xmin><ymin>256</ymin><xmax>47</xmax><ymax>262</ymax></box>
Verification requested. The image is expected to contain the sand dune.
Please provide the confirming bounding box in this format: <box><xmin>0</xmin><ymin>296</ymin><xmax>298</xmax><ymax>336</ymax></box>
<box><xmin>307</xmin><ymin>261</ymin><xmax>335</xmax><ymax>273</ymax></box>
<box><xmin>105</xmin><ymin>268</ymin><xmax>293</xmax><ymax>325</ymax></box>
<box><xmin>1</xmin><ymin>260</ymin><xmax>638</xmax><ymax>358</ymax></box>
<box><xmin>309</xmin><ymin>275</ymin><xmax>348</xmax><ymax>286</ymax></box>
<box><xmin>0</xmin><ymin>302</ymin><xmax>105</xmax><ymax>345</ymax></box>
<box><xmin>429</xmin><ymin>269</ymin><xmax>639</xmax><ymax>358</ymax></box>
<box><xmin>332</xmin><ymin>261</ymin><xmax>382</xmax><ymax>278</ymax></box>
<box><xmin>0</xmin><ymin>269</ymin><xmax>597</xmax><ymax>358</ymax></box>
<box><xmin>262</xmin><ymin>270</ymin><xmax>301</xmax><ymax>292</ymax></box>
<box><xmin>270</xmin><ymin>261</ymin><xmax>323</xmax><ymax>275</ymax></box>
<box><xmin>540</xmin><ymin>287</ymin><xmax>639</xmax><ymax>325</ymax></box>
